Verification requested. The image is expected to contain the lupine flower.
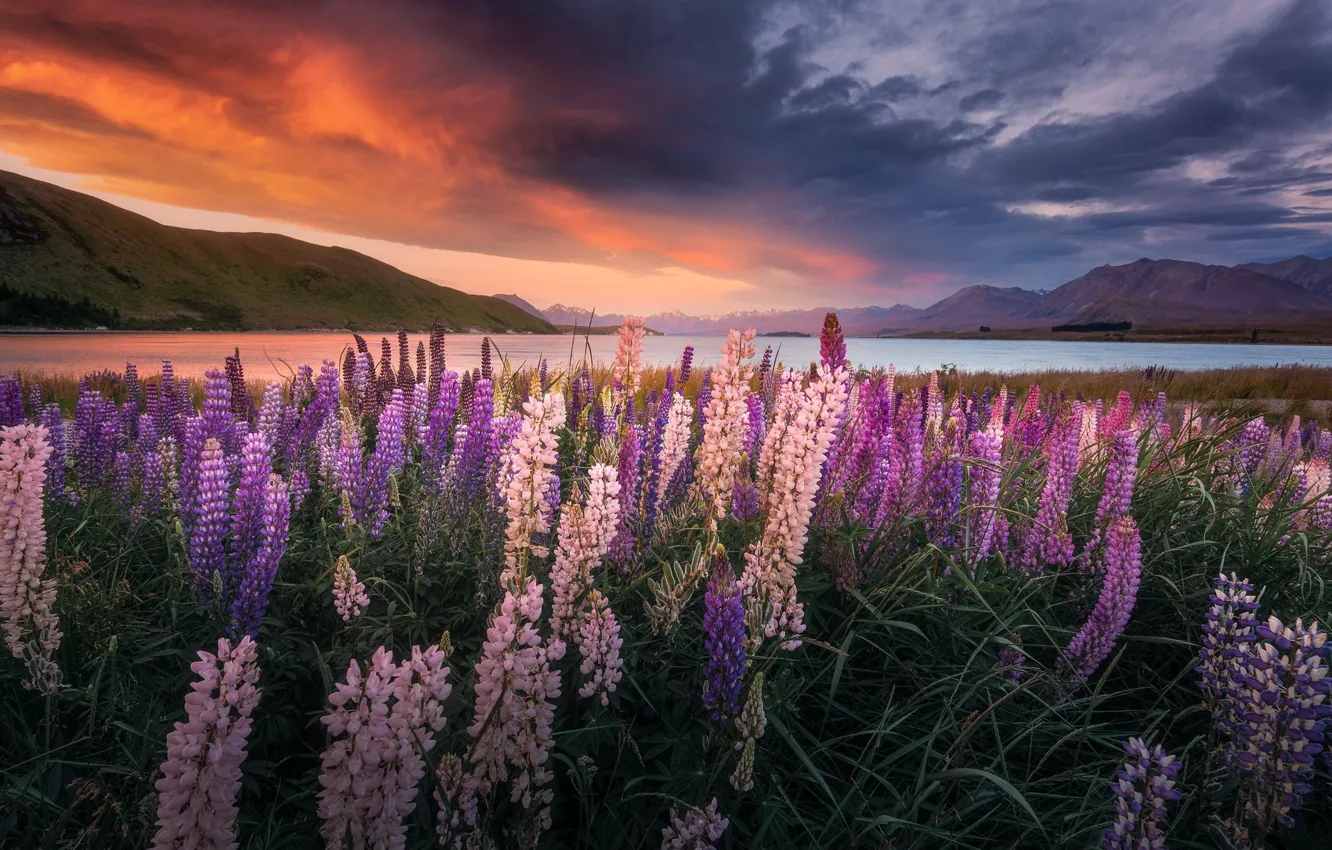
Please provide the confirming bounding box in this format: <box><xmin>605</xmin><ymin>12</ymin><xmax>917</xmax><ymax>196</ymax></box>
<box><xmin>228</xmin><ymin>431</ymin><xmax>273</xmax><ymax>594</ymax></box>
<box><xmin>550</xmin><ymin>464</ymin><xmax>621</xmax><ymax>637</ymax></box>
<box><xmin>576</xmin><ymin>589</ymin><xmax>623</xmax><ymax>706</ymax></box>
<box><xmin>608</xmin><ymin>422</ymin><xmax>642</xmax><ymax>569</ymax></box>
<box><xmin>730</xmin><ymin>477</ymin><xmax>760</xmax><ymax>522</ymax></box>
<box><xmin>446</xmin><ymin>376</ymin><xmax>493</xmax><ymax>524</ymax></box>
<box><xmin>189</xmin><ymin>438</ymin><xmax>229</xmax><ymax>598</ymax></box>
<box><xmin>660</xmin><ymin>798</ymin><xmax>729</xmax><ymax>850</ymax></box>
<box><xmin>742</xmin><ymin>360</ymin><xmax>849</xmax><ymax>650</ymax></box>
<box><xmin>1016</xmin><ymin>405</ymin><xmax>1082</xmax><ymax>573</ymax></box>
<box><xmin>1196</xmin><ymin>573</ymin><xmax>1259</xmax><ymax>726</ymax></box>
<box><xmin>998</xmin><ymin>635</ymin><xmax>1026</xmax><ymax>683</ymax></box>
<box><xmin>152</xmin><ymin>636</ymin><xmax>261</xmax><ymax>850</ymax></box>
<box><xmin>1081</xmin><ymin>428</ymin><xmax>1138</xmax><ymax>572</ymax></box>
<box><xmin>433</xmin><ymin>752</ymin><xmax>478</xmax><ymax>849</ymax></box>
<box><xmin>655</xmin><ymin>392</ymin><xmax>695</xmax><ymax>513</ymax></box>
<box><xmin>332</xmin><ymin>555</ymin><xmax>369</xmax><ymax>621</ymax></box>
<box><xmin>679</xmin><ymin>345</ymin><xmax>695</xmax><ymax>384</ymax></box>
<box><xmin>499</xmin><ymin>392</ymin><xmax>566</xmax><ymax>587</ymax></box>
<box><xmin>0</xmin><ymin>376</ymin><xmax>23</xmax><ymax>426</ymax></box>
<box><xmin>0</xmin><ymin>424</ymin><xmax>61</xmax><ymax>692</ymax></box>
<box><xmin>316</xmin><ymin>648</ymin><xmax>394</xmax><ymax>848</ymax></box>
<box><xmin>229</xmin><ymin>473</ymin><xmax>291</xmax><ymax>639</ymax></box>
<box><xmin>1229</xmin><ymin>616</ymin><xmax>1330</xmax><ymax>835</ymax></box>
<box><xmin>224</xmin><ymin>353</ymin><xmax>253</xmax><ymax>421</ymax></box>
<box><xmin>358</xmin><ymin>389</ymin><xmax>409</xmax><ymax>538</ymax></box>
<box><xmin>819</xmin><ymin>311</ymin><xmax>847</xmax><ymax>370</ymax></box>
<box><xmin>702</xmin><ymin>557</ymin><xmax>745</xmax><ymax>728</ymax></box>
<box><xmin>1064</xmin><ymin>516</ymin><xmax>1142</xmax><ymax>681</ymax></box>
<box><xmin>467</xmin><ymin>578</ymin><xmax>565</xmax><ymax>832</ymax></box>
<box><xmin>37</xmin><ymin>404</ymin><xmax>66</xmax><ymax>502</ymax></box>
<box><xmin>967</xmin><ymin>425</ymin><xmax>1004</xmax><ymax>565</ymax></box>
<box><xmin>1102</xmin><ymin>738</ymin><xmax>1181</xmax><ymax>850</ymax></box>
<box><xmin>694</xmin><ymin>329</ymin><xmax>756</xmax><ymax>538</ymax></box>
<box><xmin>613</xmin><ymin>316</ymin><xmax>646</xmax><ymax>398</ymax></box>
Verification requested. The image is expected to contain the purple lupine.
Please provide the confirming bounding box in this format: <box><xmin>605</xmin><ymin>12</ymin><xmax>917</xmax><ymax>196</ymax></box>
<box><xmin>744</xmin><ymin>395</ymin><xmax>766</xmax><ymax>464</ymax></box>
<box><xmin>480</xmin><ymin>336</ymin><xmax>492</xmax><ymax>382</ymax></box>
<box><xmin>997</xmin><ymin>635</ymin><xmax>1025</xmax><ymax>683</ymax></box>
<box><xmin>229</xmin><ymin>431</ymin><xmax>274</xmax><ymax>596</ymax></box>
<box><xmin>1197</xmin><ymin>573</ymin><xmax>1260</xmax><ymax>742</ymax></box>
<box><xmin>352</xmin><ymin>351</ymin><xmax>373</xmax><ymax>418</ymax></box>
<box><xmin>449</xmin><ymin>376</ymin><xmax>493</xmax><ymax>515</ymax></box>
<box><xmin>224</xmin><ymin>353</ymin><xmax>253</xmax><ymax>422</ymax></box>
<box><xmin>341</xmin><ymin>349</ymin><xmax>357</xmax><ymax>407</ymax></box>
<box><xmin>415</xmin><ymin>341</ymin><xmax>427</xmax><ymax>387</ymax></box>
<box><xmin>1081</xmin><ymin>429</ymin><xmax>1138</xmax><ymax>572</ymax></box>
<box><xmin>702</xmin><ymin>557</ymin><xmax>746</xmax><ymax>728</ymax></box>
<box><xmin>0</xmin><ymin>376</ymin><xmax>23</xmax><ymax>426</ymax></box>
<box><xmin>39</xmin><ymin>404</ymin><xmax>66</xmax><ymax>502</ymax></box>
<box><xmin>967</xmin><ymin>426</ymin><xmax>1003</xmax><ymax>564</ymax></box>
<box><xmin>819</xmin><ymin>312</ymin><xmax>847</xmax><ymax>370</ymax></box>
<box><xmin>1063</xmin><ymin>515</ymin><xmax>1142</xmax><ymax>681</ymax></box>
<box><xmin>457</xmin><ymin>370</ymin><xmax>475</xmax><ymax>424</ymax></box>
<box><xmin>679</xmin><ymin>345</ymin><xmax>695</xmax><ymax>385</ymax></box>
<box><xmin>289</xmin><ymin>360</ymin><xmax>339</xmax><ymax>469</ymax></box>
<box><xmin>898</xmin><ymin>389</ymin><xmax>925</xmax><ymax>512</ymax></box>
<box><xmin>73</xmin><ymin>387</ymin><xmax>117</xmax><ymax>491</ymax></box>
<box><xmin>334</xmin><ymin>413</ymin><xmax>363</xmax><ymax>534</ymax></box>
<box><xmin>396</xmin><ymin>329</ymin><xmax>414</xmax><ymax>390</ymax></box>
<box><xmin>1229</xmin><ymin>616</ymin><xmax>1331</xmax><ymax>836</ymax></box>
<box><xmin>109</xmin><ymin>450</ymin><xmax>133</xmax><ymax>509</ymax></box>
<box><xmin>422</xmin><ymin>371</ymin><xmax>460</xmax><ymax>492</ymax></box>
<box><xmin>377</xmin><ymin>336</ymin><xmax>395</xmax><ymax>403</ymax></box>
<box><xmin>123</xmin><ymin>362</ymin><xmax>141</xmax><ymax>412</ymax></box>
<box><xmin>200</xmin><ymin>369</ymin><xmax>235</xmax><ymax>442</ymax></box>
<box><xmin>427</xmin><ymin>321</ymin><xmax>446</xmax><ymax>406</ymax></box>
<box><xmin>292</xmin><ymin>363</ymin><xmax>315</xmax><ymax>407</ymax></box>
<box><xmin>1016</xmin><ymin>406</ymin><xmax>1082</xmax><ymax>573</ymax></box>
<box><xmin>640</xmin><ymin>393</ymin><xmax>670</xmax><ymax>543</ymax></box>
<box><xmin>190</xmin><ymin>438</ymin><xmax>230</xmax><ymax>599</ymax></box>
<box><xmin>257</xmin><ymin>382</ymin><xmax>285</xmax><ymax>452</ymax></box>
<box><xmin>1102</xmin><ymin>738</ymin><xmax>1182</xmax><ymax>850</ymax></box>
<box><xmin>695</xmin><ymin>369</ymin><xmax>712</xmax><ymax>428</ymax></box>
<box><xmin>870</xmin><ymin>424</ymin><xmax>905</xmax><ymax>532</ymax></box>
<box><xmin>358</xmin><ymin>390</ymin><xmax>409</xmax><ymax>538</ymax></box>
<box><xmin>730</xmin><ymin>478</ymin><xmax>760</xmax><ymax>522</ymax></box>
<box><xmin>609</xmin><ymin>423</ymin><xmax>643</xmax><ymax>570</ymax></box>
<box><xmin>229</xmin><ymin>472</ymin><xmax>292</xmax><ymax>639</ymax></box>
<box><xmin>923</xmin><ymin>410</ymin><xmax>966</xmax><ymax>548</ymax></box>
<box><xmin>139</xmin><ymin>447</ymin><xmax>164</xmax><ymax>522</ymax></box>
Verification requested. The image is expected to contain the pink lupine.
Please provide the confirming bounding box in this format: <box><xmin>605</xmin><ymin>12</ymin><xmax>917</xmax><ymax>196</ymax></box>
<box><xmin>433</xmin><ymin>753</ymin><xmax>477</xmax><ymax>848</ymax></box>
<box><xmin>694</xmin><ymin>328</ymin><xmax>756</xmax><ymax>539</ymax></box>
<box><xmin>576</xmin><ymin>589</ymin><xmax>624</xmax><ymax>706</ymax></box>
<box><xmin>0</xmin><ymin>423</ymin><xmax>61</xmax><ymax>692</ymax></box>
<box><xmin>467</xmin><ymin>579</ymin><xmax>565</xmax><ymax>830</ymax></box>
<box><xmin>660</xmin><ymin>798</ymin><xmax>729</xmax><ymax>850</ymax></box>
<box><xmin>317</xmin><ymin>648</ymin><xmax>397</xmax><ymax>848</ymax></box>
<box><xmin>500</xmin><ymin>392</ymin><xmax>566</xmax><ymax>587</ymax></box>
<box><xmin>612</xmin><ymin>316</ymin><xmax>647</xmax><ymax>398</ymax></box>
<box><xmin>332</xmin><ymin>555</ymin><xmax>369</xmax><ymax>621</ymax></box>
<box><xmin>655</xmin><ymin>392</ymin><xmax>695</xmax><ymax>512</ymax></box>
<box><xmin>742</xmin><ymin>361</ymin><xmax>849</xmax><ymax>650</ymax></box>
<box><xmin>550</xmin><ymin>463</ymin><xmax>621</xmax><ymax>638</ymax></box>
<box><xmin>152</xmin><ymin>635</ymin><xmax>261</xmax><ymax>850</ymax></box>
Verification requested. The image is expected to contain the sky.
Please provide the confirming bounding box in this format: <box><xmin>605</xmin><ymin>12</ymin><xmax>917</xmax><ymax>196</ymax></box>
<box><xmin>1</xmin><ymin>0</ymin><xmax>1331</xmax><ymax>315</ymax></box>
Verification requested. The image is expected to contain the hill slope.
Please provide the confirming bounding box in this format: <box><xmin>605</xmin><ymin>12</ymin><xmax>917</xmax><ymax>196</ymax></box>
<box><xmin>0</xmin><ymin>170</ymin><xmax>554</xmax><ymax>332</ymax></box>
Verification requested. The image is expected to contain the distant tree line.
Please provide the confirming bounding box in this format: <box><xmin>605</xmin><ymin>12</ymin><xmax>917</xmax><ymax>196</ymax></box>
<box><xmin>0</xmin><ymin>282</ymin><xmax>122</xmax><ymax>328</ymax></box>
<box><xmin>1051</xmin><ymin>320</ymin><xmax>1132</xmax><ymax>332</ymax></box>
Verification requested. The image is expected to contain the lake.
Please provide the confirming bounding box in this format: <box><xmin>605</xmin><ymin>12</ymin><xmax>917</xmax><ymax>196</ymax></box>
<box><xmin>4</xmin><ymin>331</ymin><xmax>1332</xmax><ymax>379</ymax></box>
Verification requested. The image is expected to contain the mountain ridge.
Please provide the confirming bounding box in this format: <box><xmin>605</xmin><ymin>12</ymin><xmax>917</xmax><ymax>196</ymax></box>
<box><xmin>0</xmin><ymin>169</ymin><xmax>555</xmax><ymax>332</ymax></box>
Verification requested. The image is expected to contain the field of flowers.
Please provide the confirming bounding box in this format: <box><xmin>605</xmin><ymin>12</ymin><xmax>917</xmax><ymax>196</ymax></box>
<box><xmin>1</xmin><ymin>313</ymin><xmax>1329</xmax><ymax>849</ymax></box>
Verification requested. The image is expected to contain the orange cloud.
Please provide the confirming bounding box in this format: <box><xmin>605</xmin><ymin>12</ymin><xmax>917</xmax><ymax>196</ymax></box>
<box><xmin>0</xmin><ymin>2</ymin><xmax>888</xmax><ymax>310</ymax></box>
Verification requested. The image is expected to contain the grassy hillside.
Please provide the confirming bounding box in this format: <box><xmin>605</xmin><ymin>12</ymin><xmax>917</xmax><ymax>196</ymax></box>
<box><xmin>0</xmin><ymin>170</ymin><xmax>554</xmax><ymax>333</ymax></box>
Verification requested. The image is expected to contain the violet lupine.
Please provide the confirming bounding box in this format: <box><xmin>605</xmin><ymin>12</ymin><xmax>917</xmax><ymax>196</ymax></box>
<box><xmin>189</xmin><ymin>438</ymin><xmax>230</xmax><ymax>598</ymax></box>
<box><xmin>257</xmin><ymin>381</ymin><xmax>284</xmax><ymax>448</ymax></box>
<box><xmin>608</xmin><ymin>422</ymin><xmax>643</xmax><ymax>569</ymax></box>
<box><xmin>139</xmin><ymin>447</ymin><xmax>165</xmax><ymax>523</ymax></box>
<box><xmin>1229</xmin><ymin>616</ymin><xmax>1330</xmax><ymax>836</ymax></box>
<box><xmin>1063</xmin><ymin>515</ymin><xmax>1143</xmax><ymax>681</ymax></box>
<box><xmin>151</xmin><ymin>635</ymin><xmax>261</xmax><ymax>850</ymax></box>
<box><xmin>467</xmin><ymin>578</ymin><xmax>565</xmax><ymax>832</ymax></box>
<box><xmin>421</xmin><ymin>370</ymin><xmax>460</xmax><ymax>492</ymax></box>
<box><xmin>229</xmin><ymin>473</ymin><xmax>291</xmax><ymax>639</ymax></box>
<box><xmin>1102</xmin><ymin>738</ymin><xmax>1182</xmax><ymax>850</ymax></box>
<box><xmin>742</xmin><ymin>360</ymin><xmax>849</xmax><ymax>651</ymax></box>
<box><xmin>224</xmin><ymin>353</ymin><xmax>253</xmax><ymax>421</ymax></box>
<box><xmin>1082</xmin><ymin>428</ymin><xmax>1138</xmax><ymax>572</ymax></box>
<box><xmin>428</xmin><ymin>321</ymin><xmax>447</xmax><ymax>405</ymax></box>
<box><xmin>923</xmin><ymin>409</ymin><xmax>966</xmax><ymax>549</ymax></box>
<box><xmin>576</xmin><ymin>589</ymin><xmax>624</xmax><ymax>706</ymax></box>
<box><xmin>38</xmin><ymin>404</ymin><xmax>66</xmax><ymax>502</ymax></box>
<box><xmin>694</xmin><ymin>329</ymin><xmax>756</xmax><ymax>540</ymax></box>
<box><xmin>550</xmin><ymin>463</ymin><xmax>621</xmax><ymax>638</ymax></box>
<box><xmin>661</xmin><ymin>798</ymin><xmax>729</xmax><ymax>850</ymax></box>
<box><xmin>702</xmin><ymin>557</ymin><xmax>746</xmax><ymax>728</ymax></box>
<box><xmin>499</xmin><ymin>392</ymin><xmax>566</xmax><ymax>587</ymax></box>
<box><xmin>1196</xmin><ymin>573</ymin><xmax>1259</xmax><ymax>730</ymax></box>
<box><xmin>228</xmin><ymin>431</ymin><xmax>273</xmax><ymax>595</ymax></box>
<box><xmin>998</xmin><ymin>635</ymin><xmax>1026</xmax><ymax>683</ymax></box>
<box><xmin>731</xmin><ymin>478</ymin><xmax>760</xmax><ymax>522</ymax></box>
<box><xmin>447</xmin><ymin>376</ymin><xmax>493</xmax><ymax>522</ymax></box>
<box><xmin>332</xmin><ymin>555</ymin><xmax>369</xmax><ymax>621</ymax></box>
<box><xmin>0</xmin><ymin>424</ymin><xmax>61</xmax><ymax>692</ymax></box>
<box><xmin>358</xmin><ymin>389</ymin><xmax>409</xmax><ymax>538</ymax></box>
<box><xmin>679</xmin><ymin>345</ymin><xmax>695</xmax><ymax>384</ymax></box>
<box><xmin>0</xmin><ymin>376</ymin><xmax>23</xmax><ymax>426</ymax></box>
<box><xmin>613</xmin><ymin>316</ymin><xmax>647</xmax><ymax>398</ymax></box>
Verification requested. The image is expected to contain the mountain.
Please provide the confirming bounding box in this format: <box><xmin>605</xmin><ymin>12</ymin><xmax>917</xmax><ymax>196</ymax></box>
<box><xmin>0</xmin><ymin>170</ymin><xmax>555</xmax><ymax>332</ymax></box>
<box><xmin>1238</xmin><ymin>255</ymin><xmax>1332</xmax><ymax>297</ymax></box>
<box><xmin>542</xmin><ymin>304</ymin><xmax>626</xmax><ymax>328</ymax></box>
<box><xmin>493</xmin><ymin>293</ymin><xmax>548</xmax><ymax>320</ymax></box>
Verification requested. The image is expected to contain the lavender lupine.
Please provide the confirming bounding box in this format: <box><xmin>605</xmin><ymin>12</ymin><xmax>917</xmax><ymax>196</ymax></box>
<box><xmin>228</xmin><ymin>432</ymin><xmax>273</xmax><ymax>594</ymax></box>
<box><xmin>0</xmin><ymin>376</ymin><xmax>23</xmax><ymax>426</ymax></box>
<box><xmin>189</xmin><ymin>438</ymin><xmax>230</xmax><ymax>598</ymax></box>
<box><xmin>38</xmin><ymin>404</ymin><xmax>66</xmax><ymax>502</ymax></box>
<box><xmin>0</xmin><ymin>424</ymin><xmax>62</xmax><ymax>692</ymax></box>
<box><xmin>151</xmin><ymin>636</ymin><xmax>261</xmax><ymax>850</ymax></box>
<box><xmin>123</xmin><ymin>361</ymin><xmax>141</xmax><ymax>411</ymax></box>
<box><xmin>923</xmin><ymin>408</ymin><xmax>966</xmax><ymax>548</ymax></box>
<box><xmin>1063</xmin><ymin>515</ymin><xmax>1143</xmax><ymax>681</ymax></box>
<box><xmin>1229</xmin><ymin>616</ymin><xmax>1330</xmax><ymax>838</ymax></box>
<box><xmin>421</xmin><ymin>370</ymin><xmax>460</xmax><ymax>491</ymax></box>
<box><xmin>359</xmin><ymin>389</ymin><xmax>409</xmax><ymax>538</ymax></box>
<box><xmin>608</xmin><ymin>423</ymin><xmax>642</xmax><ymax>569</ymax></box>
<box><xmin>447</xmin><ymin>377</ymin><xmax>493</xmax><ymax>523</ymax></box>
<box><xmin>229</xmin><ymin>473</ymin><xmax>291</xmax><ymax>639</ymax></box>
<box><xmin>1102</xmin><ymin>738</ymin><xmax>1182</xmax><ymax>850</ymax></box>
<box><xmin>1016</xmin><ymin>405</ymin><xmax>1083</xmax><ymax>573</ymax></box>
<box><xmin>679</xmin><ymin>345</ymin><xmax>695</xmax><ymax>384</ymax></box>
<box><xmin>660</xmin><ymin>799</ymin><xmax>729</xmax><ymax>850</ymax></box>
<box><xmin>702</xmin><ymin>557</ymin><xmax>746</xmax><ymax>728</ymax></box>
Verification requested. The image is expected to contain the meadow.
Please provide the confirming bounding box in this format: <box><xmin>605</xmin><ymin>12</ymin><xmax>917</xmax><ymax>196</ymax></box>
<box><xmin>1</xmin><ymin>315</ymin><xmax>1329</xmax><ymax>849</ymax></box>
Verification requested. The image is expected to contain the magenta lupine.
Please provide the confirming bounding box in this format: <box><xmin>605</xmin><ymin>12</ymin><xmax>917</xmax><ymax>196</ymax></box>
<box><xmin>1228</xmin><ymin>616</ymin><xmax>1330</xmax><ymax>836</ymax></box>
<box><xmin>152</xmin><ymin>636</ymin><xmax>261</xmax><ymax>850</ymax></box>
<box><xmin>819</xmin><ymin>312</ymin><xmax>847</xmax><ymax>370</ymax></box>
<box><xmin>1082</xmin><ymin>428</ymin><xmax>1138</xmax><ymax>572</ymax></box>
<box><xmin>189</xmin><ymin>438</ymin><xmax>229</xmax><ymax>598</ymax></box>
<box><xmin>660</xmin><ymin>798</ymin><xmax>729</xmax><ymax>850</ymax></box>
<box><xmin>703</xmin><ymin>557</ymin><xmax>746</xmax><ymax>728</ymax></box>
<box><xmin>467</xmin><ymin>578</ymin><xmax>565</xmax><ymax>830</ymax></box>
<box><xmin>332</xmin><ymin>555</ymin><xmax>369</xmax><ymax>621</ymax></box>
<box><xmin>0</xmin><ymin>424</ymin><xmax>61</xmax><ymax>691</ymax></box>
<box><xmin>550</xmin><ymin>463</ymin><xmax>621</xmax><ymax>639</ymax></box>
<box><xmin>923</xmin><ymin>408</ymin><xmax>966</xmax><ymax>548</ymax></box>
<box><xmin>229</xmin><ymin>473</ymin><xmax>291</xmax><ymax>639</ymax></box>
<box><xmin>576</xmin><ymin>590</ymin><xmax>623</xmax><ymax>706</ymax></box>
<box><xmin>1016</xmin><ymin>405</ymin><xmax>1082</xmax><ymax>573</ymax></box>
<box><xmin>1102</xmin><ymin>738</ymin><xmax>1182</xmax><ymax>850</ymax></box>
<box><xmin>1063</xmin><ymin>516</ymin><xmax>1142</xmax><ymax>681</ymax></box>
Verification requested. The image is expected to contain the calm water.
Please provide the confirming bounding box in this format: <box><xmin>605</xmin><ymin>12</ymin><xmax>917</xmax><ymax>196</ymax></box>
<box><xmin>3</xmin><ymin>332</ymin><xmax>1332</xmax><ymax>380</ymax></box>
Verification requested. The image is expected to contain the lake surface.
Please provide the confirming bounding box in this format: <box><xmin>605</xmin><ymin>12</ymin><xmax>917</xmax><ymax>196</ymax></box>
<box><xmin>4</xmin><ymin>332</ymin><xmax>1332</xmax><ymax>380</ymax></box>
